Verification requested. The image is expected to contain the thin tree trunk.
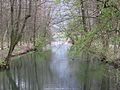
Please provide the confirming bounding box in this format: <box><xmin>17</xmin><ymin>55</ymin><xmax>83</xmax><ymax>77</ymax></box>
<box><xmin>33</xmin><ymin>0</ymin><xmax>38</xmax><ymax>47</ymax></box>
<box><xmin>0</xmin><ymin>0</ymin><xmax>3</xmax><ymax>50</ymax></box>
<box><xmin>80</xmin><ymin>0</ymin><xmax>88</xmax><ymax>33</ymax></box>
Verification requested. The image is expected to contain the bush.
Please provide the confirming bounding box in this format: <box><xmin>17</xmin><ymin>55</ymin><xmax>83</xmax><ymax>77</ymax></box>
<box><xmin>35</xmin><ymin>36</ymin><xmax>48</xmax><ymax>51</ymax></box>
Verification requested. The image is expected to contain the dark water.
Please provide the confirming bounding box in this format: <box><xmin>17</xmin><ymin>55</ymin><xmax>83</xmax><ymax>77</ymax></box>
<box><xmin>0</xmin><ymin>42</ymin><xmax>120</xmax><ymax>90</ymax></box>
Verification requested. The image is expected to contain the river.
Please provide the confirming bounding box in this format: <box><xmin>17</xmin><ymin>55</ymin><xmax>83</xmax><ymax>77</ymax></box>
<box><xmin>0</xmin><ymin>40</ymin><xmax>120</xmax><ymax>90</ymax></box>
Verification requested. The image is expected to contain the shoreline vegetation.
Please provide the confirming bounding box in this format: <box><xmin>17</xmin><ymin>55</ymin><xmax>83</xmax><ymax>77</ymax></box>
<box><xmin>70</xmin><ymin>41</ymin><xmax>120</xmax><ymax>70</ymax></box>
<box><xmin>0</xmin><ymin>41</ymin><xmax>120</xmax><ymax>70</ymax></box>
<box><xmin>88</xmin><ymin>43</ymin><xmax>120</xmax><ymax>69</ymax></box>
<box><xmin>0</xmin><ymin>43</ymin><xmax>36</xmax><ymax>70</ymax></box>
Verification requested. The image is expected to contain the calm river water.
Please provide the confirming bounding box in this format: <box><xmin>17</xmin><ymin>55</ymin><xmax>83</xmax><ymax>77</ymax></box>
<box><xmin>0</xmin><ymin>41</ymin><xmax>120</xmax><ymax>90</ymax></box>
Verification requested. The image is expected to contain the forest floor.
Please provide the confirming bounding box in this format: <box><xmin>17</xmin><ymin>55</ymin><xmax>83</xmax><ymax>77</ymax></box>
<box><xmin>0</xmin><ymin>43</ymin><xmax>33</xmax><ymax>60</ymax></box>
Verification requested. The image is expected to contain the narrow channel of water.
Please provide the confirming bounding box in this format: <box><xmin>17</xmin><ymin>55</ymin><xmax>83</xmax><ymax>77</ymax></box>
<box><xmin>0</xmin><ymin>41</ymin><xmax>120</xmax><ymax>90</ymax></box>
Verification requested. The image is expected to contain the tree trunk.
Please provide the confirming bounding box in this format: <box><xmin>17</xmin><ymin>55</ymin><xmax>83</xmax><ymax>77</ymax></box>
<box><xmin>33</xmin><ymin>1</ymin><xmax>37</xmax><ymax>47</ymax></box>
<box><xmin>81</xmin><ymin>0</ymin><xmax>88</xmax><ymax>33</ymax></box>
<box><xmin>5</xmin><ymin>0</ymin><xmax>31</xmax><ymax>63</ymax></box>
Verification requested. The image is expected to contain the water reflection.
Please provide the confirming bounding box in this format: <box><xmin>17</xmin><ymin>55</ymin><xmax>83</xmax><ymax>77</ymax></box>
<box><xmin>71</xmin><ymin>52</ymin><xmax>120</xmax><ymax>90</ymax></box>
<box><xmin>0</xmin><ymin>43</ymin><xmax>120</xmax><ymax>90</ymax></box>
<box><xmin>48</xmin><ymin>42</ymin><xmax>79</xmax><ymax>89</ymax></box>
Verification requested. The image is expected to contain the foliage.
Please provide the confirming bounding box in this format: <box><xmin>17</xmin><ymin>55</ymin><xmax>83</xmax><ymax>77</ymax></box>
<box><xmin>0</xmin><ymin>60</ymin><xmax>6</xmax><ymax>66</ymax></box>
<box><xmin>35</xmin><ymin>36</ymin><xmax>48</xmax><ymax>50</ymax></box>
<box><xmin>65</xmin><ymin>0</ymin><xmax>120</xmax><ymax>59</ymax></box>
<box><xmin>54</xmin><ymin>0</ymin><xmax>61</xmax><ymax>4</ymax></box>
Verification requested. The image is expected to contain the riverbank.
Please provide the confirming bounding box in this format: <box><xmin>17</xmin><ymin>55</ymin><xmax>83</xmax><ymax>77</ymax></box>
<box><xmin>88</xmin><ymin>48</ymin><xmax>120</xmax><ymax>69</ymax></box>
<box><xmin>0</xmin><ymin>43</ymin><xmax>35</xmax><ymax>70</ymax></box>
<box><xmin>0</xmin><ymin>43</ymin><xmax>34</xmax><ymax>59</ymax></box>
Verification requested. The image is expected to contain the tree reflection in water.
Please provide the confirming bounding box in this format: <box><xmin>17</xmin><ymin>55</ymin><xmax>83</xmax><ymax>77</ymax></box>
<box><xmin>71</xmin><ymin>51</ymin><xmax>120</xmax><ymax>90</ymax></box>
<box><xmin>0</xmin><ymin>50</ymin><xmax>120</xmax><ymax>90</ymax></box>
